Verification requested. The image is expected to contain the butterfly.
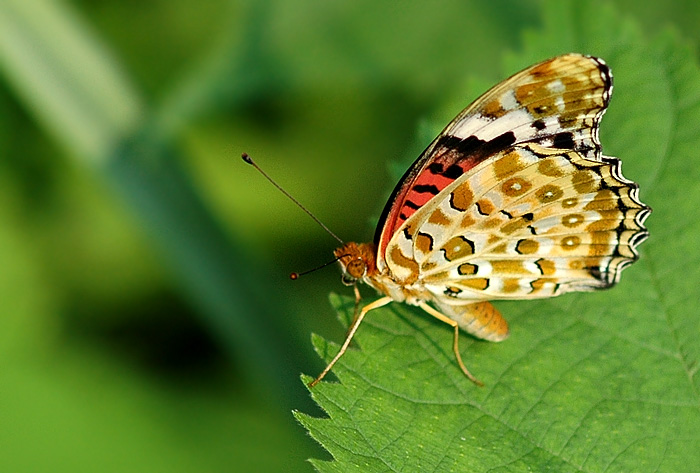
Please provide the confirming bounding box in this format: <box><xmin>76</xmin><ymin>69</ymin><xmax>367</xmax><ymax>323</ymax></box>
<box><xmin>309</xmin><ymin>53</ymin><xmax>650</xmax><ymax>388</ymax></box>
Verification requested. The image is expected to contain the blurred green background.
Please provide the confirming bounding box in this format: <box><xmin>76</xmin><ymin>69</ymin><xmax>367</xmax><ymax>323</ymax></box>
<box><xmin>0</xmin><ymin>0</ymin><xmax>697</xmax><ymax>471</ymax></box>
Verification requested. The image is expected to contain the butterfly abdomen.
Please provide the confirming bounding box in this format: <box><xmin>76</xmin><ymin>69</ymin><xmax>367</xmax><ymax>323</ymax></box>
<box><xmin>438</xmin><ymin>301</ymin><xmax>509</xmax><ymax>342</ymax></box>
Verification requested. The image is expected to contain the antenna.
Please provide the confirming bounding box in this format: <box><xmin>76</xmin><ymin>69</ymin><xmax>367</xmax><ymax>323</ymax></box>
<box><xmin>242</xmin><ymin>153</ymin><xmax>344</xmax><ymax>245</ymax></box>
<box><xmin>289</xmin><ymin>254</ymin><xmax>347</xmax><ymax>280</ymax></box>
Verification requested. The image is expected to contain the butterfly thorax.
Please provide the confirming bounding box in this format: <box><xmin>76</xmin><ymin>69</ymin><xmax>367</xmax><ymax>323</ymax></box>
<box><xmin>335</xmin><ymin>242</ymin><xmax>430</xmax><ymax>305</ymax></box>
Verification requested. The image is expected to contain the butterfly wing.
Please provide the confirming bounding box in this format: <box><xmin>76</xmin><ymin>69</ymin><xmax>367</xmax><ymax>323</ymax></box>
<box><xmin>384</xmin><ymin>143</ymin><xmax>649</xmax><ymax>302</ymax></box>
<box><xmin>375</xmin><ymin>54</ymin><xmax>614</xmax><ymax>266</ymax></box>
<box><xmin>378</xmin><ymin>53</ymin><xmax>650</xmax><ymax>310</ymax></box>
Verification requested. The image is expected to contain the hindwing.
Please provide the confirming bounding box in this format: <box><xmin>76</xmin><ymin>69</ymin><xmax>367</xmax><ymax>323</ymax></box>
<box><xmin>384</xmin><ymin>143</ymin><xmax>650</xmax><ymax>301</ymax></box>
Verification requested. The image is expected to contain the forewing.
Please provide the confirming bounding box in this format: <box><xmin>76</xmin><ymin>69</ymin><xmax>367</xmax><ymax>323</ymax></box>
<box><xmin>384</xmin><ymin>144</ymin><xmax>650</xmax><ymax>302</ymax></box>
<box><xmin>375</xmin><ymin>54</ymin><xmax>613</xmax><ymax>266</ymax></box>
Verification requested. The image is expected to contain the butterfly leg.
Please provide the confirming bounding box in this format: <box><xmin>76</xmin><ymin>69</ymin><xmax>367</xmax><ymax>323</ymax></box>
<box><xmin>309</xmin><ymin>296</ymin><xmax>393</xmax><ymax>388</ymax></box>
<box><xmin>348</xmin><ymin>284</ymin><xmax>363</xmax><ymax>329</ymax></box>
<box><xmin>340</xmin><ymin>285</ymin><xmax>364</xmax><ymax>343</ymax></box>
<box><xmin>418</xmin><ymin>302</ymin><xmax>484</xmax><ymax>386</ymax></box>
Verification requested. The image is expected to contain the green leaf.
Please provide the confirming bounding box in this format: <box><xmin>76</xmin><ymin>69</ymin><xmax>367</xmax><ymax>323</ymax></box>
<box><xmin>297</xmin><ymin>2</ymin><xmax>700</xmax><ymax>471</ymax></box>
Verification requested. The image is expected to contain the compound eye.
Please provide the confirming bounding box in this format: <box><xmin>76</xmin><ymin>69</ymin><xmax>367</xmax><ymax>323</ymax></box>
<box><xmin>346</xmin><ymin>258</ymin><xmax>367</xmax><ymax>279</ymax></box>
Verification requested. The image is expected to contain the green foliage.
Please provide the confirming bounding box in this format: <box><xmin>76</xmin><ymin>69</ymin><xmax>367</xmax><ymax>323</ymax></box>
<box><xmin>297</xmin><ymin>2</ymin><xmax>700</xmax><ymax>472</ymax></box>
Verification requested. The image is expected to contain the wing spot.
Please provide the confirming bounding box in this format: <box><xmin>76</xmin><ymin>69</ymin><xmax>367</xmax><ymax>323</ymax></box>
<box><xmin>535</xmin><ymin>258</ymin><xmax>556</xmax><ymax>275</ymax></box>
<box><xmin>536</xmin><ymin>184</ymin><xmax>564</xmax><ymax>203</ymax></box>
<box><xmin>586</xmin><ymin>217</ymin><xmax>618</xmax><ymax>232</ymax></box>
<box><xmin>568</xmin><ymin>259</ymin><xmax>584</xmax><ymax>270</ymax></box>
<box><xmin>584</xmin><ymin>190</ymin><xmax>618</xmax><ymax>211</ymax></box>
<box><xmin>501</xmin><ymin>177</ymin><xmax>532</xmax><ymax>197</ymax></box>
<box><xmin>491</xmin><ymin>260</ymin><xmax>526</xmax><ymax>274</ymax></box>
<box><xmin>481</xmin><ymin>218</ymin><xmax>502</xmax><ymax>229</ymax></box>
<box><xmin>476</xmin><ymin>199</ymin><xmax>496</xmax><ymax>216</ymax></box>
<box><xmin>552</xmin><ymin>132</ymin><xmax>576</xmax><ymax>149</ymax></box>
<box><xmin>428</xmin><ymin>163</ymin><xmax>443</xmax><ymax>174</ymax></box>
<box><xmin>428</xmin><ymin>208</ymin><xmax>451</xmax><ymax>226</ymax></box>
<box><xmin>562</xmin><ymin>197</ymin><xmax>578</xmax><ymax>208</ymax></box>
<box><xmin>415</xmin><ymin>232</ymin><xmax>434</xmax><ymax>254</ymax></box>
<box><xmin>530</xmin><ymin>278</ymin><xmax>547</xmax><ymax>292</ymax></box>
<box><xmin>483</xmin><ymin>99</ymin><xmax>507</xmax><ymax>118</ymax></box>
<box><xmin>538</xmin><ymin>158</ymin><xmax>566</xmax><ymax>177</ymax></box>
<box><xmin>458</xmin><ymin>263</ymin><xmax>478</xmax><ymax>275</ymax></box>
<box><xmin>501</xmin><ymin>214</ymin><xmax>533</xmax><ymax>234</ymax></box>
<box><xmin>463</xmin><ymin>278</ymin><xmax>490</xmax><ymax>290</ymax></box>
<box><xmin>589</xmin><ymin>232</ymin><xmax>613</xmax><ymax>256</ymax></box>
<box><xmin>413</xmin><ymin>184</ymin><xmax>440</xmax><ymax>195</ymax></box>
<box><xmin>501</xmin><ymin>217</ymin><xmax>528</xmax><ymax>234</ymax></box>
<box><xmin>443</xmin><ymin>164</ymin><xmax>464</xmax><ymax>179</ymax></box>
<box><xmin>494</xmin><ymin>150</ymin><xmax>527</xmax><ymax>180</ymax></box>
<box><xmin>572</xmin><ymin>170</ymin><xmax>600</xmax><ymax>194</ymax></box>
<box><xmin>491</xmin><ymin>242</ymin><xmax>508</xmax><ymax>254</ymax></box>
<box><xmin>450</xmin><ymin>183</ymin><xmax>474</xmax><ymax>211</ymax></box>
<box><xmin>516</xmin><ymin>239</ymin><xmax>539</xmax><ymax>254</ymax></box>
<box><xmin>561</xmin><ymin>236</ymin><xmax>581</xmax><ymax>250</ymax></box>
<box><xmin>461</xmin><ymin>213</ymin><xmax>476</xmax><ymax>229</ymax></box>
<box><xmin>562</xmin><ymin>213</ymin><xmax>584</xmax><ymax>227</ymax></box>
<box><xmin>502</xmin><ymin>278</ymin><xmax>521</xmax><ymax>293</ymax></box>
<box><xmin>441</xmin><ymin>236</ymin><xmax>475</xmax><ymax>261</ymax></box>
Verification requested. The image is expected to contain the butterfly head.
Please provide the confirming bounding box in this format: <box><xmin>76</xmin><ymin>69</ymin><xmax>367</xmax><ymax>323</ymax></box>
<box><xmin>334</xmin><ymin>242</ymin><xmax>378</xmax><ymax>286</ymax></box>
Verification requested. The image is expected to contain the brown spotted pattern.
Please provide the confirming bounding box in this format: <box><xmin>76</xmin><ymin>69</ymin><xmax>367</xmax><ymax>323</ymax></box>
<box><xmin>383</xmin><ymin>143</ymin><xmax>649</xmax><ymax>304</ymax></box>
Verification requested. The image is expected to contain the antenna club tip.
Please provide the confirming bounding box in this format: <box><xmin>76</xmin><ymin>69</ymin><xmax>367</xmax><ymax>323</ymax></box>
<box><xmin>290</xmin><ymin>272</ymin><xmax>299</xmax><ymax>280</ymax></box>
<box><xmin>241</xmin><ymin>152</ymin><xmax>253</xmax><ymax>164</ymax></box>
